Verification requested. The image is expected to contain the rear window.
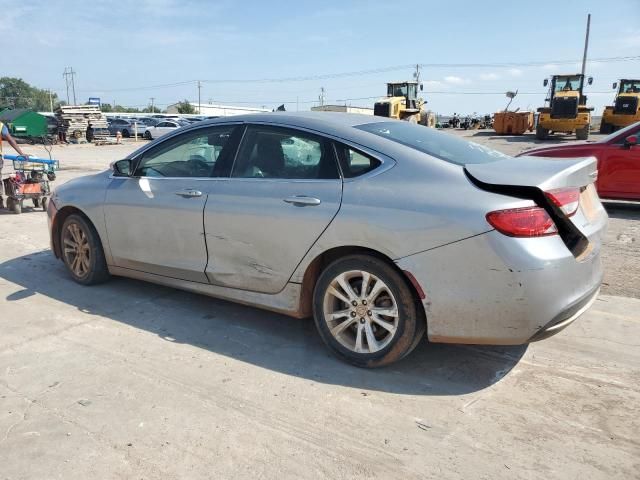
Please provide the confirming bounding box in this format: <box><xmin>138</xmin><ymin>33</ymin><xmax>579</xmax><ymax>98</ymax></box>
<box><xmin>355</xmin><ymin>121</ymin><xmax>509</xmax><ymax>165</ymax></box>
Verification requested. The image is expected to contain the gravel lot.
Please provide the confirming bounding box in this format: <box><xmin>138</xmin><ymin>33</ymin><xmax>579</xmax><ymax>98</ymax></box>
<box><xmin>1</xmin><ymin>130</ymin><xmax>638</xmax><ymax>479</ymax></box>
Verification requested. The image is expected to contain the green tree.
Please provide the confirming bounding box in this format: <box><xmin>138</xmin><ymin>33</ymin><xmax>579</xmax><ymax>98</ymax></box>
<box><xmin>175</xmin><ymin>100</ymin><xmax>195</xmax><ymax>114</ymax></box>
<box><xmin>142</xmin><ymin>105</ymin><xmax>162</xmax><ymax>113</ymax></box>
<box><xmin>0</xmin><ymin>77</ymin><xmax>58</xmax><ymax>111</ymax></box>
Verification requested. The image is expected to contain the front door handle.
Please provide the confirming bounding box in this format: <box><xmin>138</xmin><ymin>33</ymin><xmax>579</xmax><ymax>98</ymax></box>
<box><xmin>283</xmin><ymin>195</ymin><xmax>321</xmax><ymax>206</ymax></box>
<box><xmin>175</xmin><ymin>188</ymin><xmax>203</xmax><ymax>198</ymax></box>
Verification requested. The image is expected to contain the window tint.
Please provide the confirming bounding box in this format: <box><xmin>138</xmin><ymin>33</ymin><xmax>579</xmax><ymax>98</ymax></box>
<box><xmin>355</xmin><ymin>121</ymin><xmax>510</xmax><ymax>165</ymax></box>
<box><xmin>231</xmin><ymin>125</ymin><xmax>339</xmax><ymax>179</ymax></box>
<box><xmin>135</xmin><ymin>126</ymin><xmax>235</xmax><ymax>178</ymax></box>
<box><xmin>334</xmin><ymin>143</ymin><xmax>381</xmax><ymax>178</ymax></box>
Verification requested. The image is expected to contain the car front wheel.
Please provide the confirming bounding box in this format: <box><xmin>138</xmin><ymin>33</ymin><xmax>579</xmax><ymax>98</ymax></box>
<box><xmin>61</xmin><ymin>214</ymin><xmax>110</xmax><ymax>285</ymax></box>
<box><xmin>313</xmin><ymin>254</ymin><xmax>425</xmax><ymax>368</ymax></box>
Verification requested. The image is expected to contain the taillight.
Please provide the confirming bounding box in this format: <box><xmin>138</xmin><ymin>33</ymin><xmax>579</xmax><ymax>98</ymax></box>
<box><xmin>545</xmin><ymin>188</ymin><xmax>580</xmax><ymax>217</ymax></box>
<box><xmin>486</xmin><ymin>206</ymin><xmax>557</xmax><ymax>237</ymax></box>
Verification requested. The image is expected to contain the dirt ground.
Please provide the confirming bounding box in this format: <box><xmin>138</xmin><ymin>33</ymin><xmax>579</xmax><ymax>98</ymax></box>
<box><xmin>0</xmin><ymin>131</ymin><xmax>638</xmax><ymax>479</ymax></box>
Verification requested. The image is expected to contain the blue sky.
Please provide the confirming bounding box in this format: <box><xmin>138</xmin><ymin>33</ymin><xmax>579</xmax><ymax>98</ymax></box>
<box><xmin>2</xmin><ymin>0</ymin><xmax>639</xmax><ymax>114</ymax></box>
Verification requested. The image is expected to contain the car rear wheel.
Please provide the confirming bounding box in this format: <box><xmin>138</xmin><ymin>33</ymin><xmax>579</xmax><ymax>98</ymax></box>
<box><xmin>61</xmin><ymin>214</ymin><xmax>110</xmax><ymax>285</ymax></box>
<box><xmin>313</xmin><ymin>254</ymin><xmax>424</xmax><ymax>368</ymax></box>
<box><xmin>122</xmin><ymin>129</ymin><xmax>130</xmax><ymax>138</ymax></box>
<box><xmin>144</xmin><ymin>131</ymin><xmax>152</xmax><ymax>140</ymax></box>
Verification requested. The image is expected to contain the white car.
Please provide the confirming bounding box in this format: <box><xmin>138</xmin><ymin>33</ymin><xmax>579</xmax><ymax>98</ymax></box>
<box><xmin>144</xmin><ymin>120</ymin><xmax>189</xmax><ymax>140</ymax></box>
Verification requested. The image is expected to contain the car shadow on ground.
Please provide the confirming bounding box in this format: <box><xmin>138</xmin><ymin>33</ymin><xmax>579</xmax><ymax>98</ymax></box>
<box><xmin>0</xmin><ymin>250</ymin><xmax>527</xmax><ymax>396</ymax></box>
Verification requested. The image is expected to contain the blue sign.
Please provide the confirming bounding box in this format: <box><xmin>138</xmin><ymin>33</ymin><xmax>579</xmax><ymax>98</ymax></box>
<box><xmin>88</xmin><ymin>97</ymin><xmax>101</xmax><ymax>106</ymax></box>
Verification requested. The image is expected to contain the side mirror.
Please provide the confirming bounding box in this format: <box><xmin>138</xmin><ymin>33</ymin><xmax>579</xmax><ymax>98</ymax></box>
<box><xmin>543</xmin><ymin>79</ymin><xmax>548</xmax><ymax>87</ymax></box>
<box><xmin>612</xmin><ymin>82</ymin><xmax>618</xmax><ymax>90</ymax></box>
<box><xmin>624</xmin><ymin>135</ymin><xmax>637</xmax><ymax>147</ymax></box>
<box><xmin>112</xmin><ymin>159</ymin><xmax>133</xmax><ymax>176</ymax></box>
<box><xmin>420</xmin><ymin>83</ymin><xmax>424</xmax><ymax>91</ymax></box>
<box><xmin>588</xmin><ymin>77</ymin><xmax>593</xmax><ymax>86</ymax></box>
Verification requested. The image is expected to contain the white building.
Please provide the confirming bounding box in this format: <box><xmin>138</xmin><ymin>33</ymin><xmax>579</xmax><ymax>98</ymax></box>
<box><xmin>165</xmin><ymin>102</ymin><xmax>270</xmax><ymax>116</ymax></box>
<box><xmin>311</xmin><ymin>105</ymin><xmax>374</xmax><ymax>115</ymax></box>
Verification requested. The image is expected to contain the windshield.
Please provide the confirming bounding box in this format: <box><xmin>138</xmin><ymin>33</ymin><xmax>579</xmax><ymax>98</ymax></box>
<box><xmin>620</xmin><ymin>80</ymin><xmax>640</xmax><ymax>94</ymax></box>
<box><xmin>598</xmin><ymin>121</ymin><xmax>640</xmax><ymax>143</ymax></box>
<box><xmin>554</xmin><ymin>76</ymin><xmax>582</xmax><ymax>92</ymax></box>
<box><xmin>356</xmin><ymin>121</ymin><xmax>510</xmax><ymax>165</ymax></box>
<box><xmin>388</xmin><ymin>84</ymin><xmax>408</xmax><ymax>97</ymax></box>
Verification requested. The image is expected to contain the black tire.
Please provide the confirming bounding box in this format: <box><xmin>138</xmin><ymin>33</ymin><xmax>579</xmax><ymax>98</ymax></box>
<box><xmin>33</xmin><ymin>197</ymin><xmax>40</xmax><ymax>208</ymax></box>
<box><xmin>535</xmin><ymin>125</ymin><xmax>549</xmax><ymax>140</ymax></box>
<box><xmin>60</xmin><ymin>214</ymin><xmax>110</xmax><ymax>285</ymax></box>
<box><xmin>41</xmin><ymin>197</ymin><xmax>48</xmax><ymax>212</ymax></box>
<box><xmin>122</xmin><ymin>129</ymin><xmax>130</xmax><ymax>138</ymax></box>
<box><xmin>313</xmin><ymin>254</ymin><xmax>425</xmax><ymax>368</ymax></box>
<box><xmin>599</xmin><ymin>121</ymin><xmax>609</xmax><ymax>134</ymax></box>
<box><xmin>144</xmin><ymin>130</ymin><xmax>152</xmax><ymax>140</ymax></box>
<box><xmin>576</xmin><ymin>126</ymin><xmax>589</xmax><ymax>140</ymax></box>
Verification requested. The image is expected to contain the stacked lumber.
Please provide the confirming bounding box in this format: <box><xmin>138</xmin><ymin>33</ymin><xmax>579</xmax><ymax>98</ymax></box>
<box><xmin>55</xmin><ymin>105</ymin><xmax>111</xmax><ymax>142</ymax></box>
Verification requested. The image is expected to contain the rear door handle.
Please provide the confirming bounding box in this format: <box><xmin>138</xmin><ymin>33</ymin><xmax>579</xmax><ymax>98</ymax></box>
<box><xmin>283</xmin><ymin>195</ymin><xmax>321</xmax><ymax>206</ymax></box>
<box><xmin>175</xmin><ymin>188</ymin><xmax>203</xmax><ymax>198</ymax></box>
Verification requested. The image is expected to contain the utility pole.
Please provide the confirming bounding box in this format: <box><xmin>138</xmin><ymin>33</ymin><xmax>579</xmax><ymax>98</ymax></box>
<box><xmin>197</xmin><ymin>80</ymin><xmax>202</xmax><ymax>114</ymax></box>
<box><xmin>48</xmin><ymin>89</ymin><xmax>53</xmax><ymax>112</ymax></box>
<box><xmin>581</xmin><ymin>13</ymin><xmax>591</xmax><ymax>77</ymax></box>
<box><xmin>62</xmin><ymin>67</ymin><xmax>77</xmax><ymax>105</ymax></box>
<box><xmin>150</xmin><ymin>97</ymin><xmax>155</xmax><ymax>112</ymax></box>
<box><xmin>319</xmin><ymin>87</ymin><xmax>325</xmax><ymax>107</ymax></box>
<box><xmin>413</xmin><ymin>63</ymin><xmax>421</xmax><ymax>83</ymax></box>
<box><xmin>63</xmin><ymin>69</ymin><xmax>70</xmax><ymax>104</ymax></box>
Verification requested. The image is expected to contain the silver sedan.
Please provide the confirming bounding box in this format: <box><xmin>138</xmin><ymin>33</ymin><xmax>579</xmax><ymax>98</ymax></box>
<box><xmin>47</xmin><ymin>112</ymin><xmax>607</xmax><ymax>367</ymax></box>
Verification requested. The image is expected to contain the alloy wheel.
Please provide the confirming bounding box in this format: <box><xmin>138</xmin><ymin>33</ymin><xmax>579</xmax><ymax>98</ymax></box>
<box><xmin>63</xmin><ymin>222</ymin><xmax>91</xmax><ymax>278</ymax></box>
<box><xmin>322</xmin><ymin>270</ymin><xmax>399</xmax><ymax>354</ymax></box>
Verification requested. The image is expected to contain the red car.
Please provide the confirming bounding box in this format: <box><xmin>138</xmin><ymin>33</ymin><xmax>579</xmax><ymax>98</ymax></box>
<box><xmin>520</xmin><ymin>122</ymin><xmax>640</xmax><ymax>201</ymax></box>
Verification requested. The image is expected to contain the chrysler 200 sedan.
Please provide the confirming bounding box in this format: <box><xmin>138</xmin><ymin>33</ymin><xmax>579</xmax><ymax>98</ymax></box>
<box><xmin>47</xmin><ymin>112</ymin><xmax>607</xmax><ymax>367</ymax></box>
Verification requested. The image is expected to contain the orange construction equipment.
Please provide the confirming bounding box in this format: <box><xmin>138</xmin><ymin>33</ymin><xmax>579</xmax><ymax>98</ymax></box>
<box><xmin>493</xmin><ymin>111</ymin><xmax>534</xmax><ymax>135</ymax></box>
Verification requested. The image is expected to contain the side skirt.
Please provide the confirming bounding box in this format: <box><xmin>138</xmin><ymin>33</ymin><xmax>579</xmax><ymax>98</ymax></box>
<box><xmin>108</xmin><ymin>265</ymin><xmax>306</xmax><ymax>318</ymax></box>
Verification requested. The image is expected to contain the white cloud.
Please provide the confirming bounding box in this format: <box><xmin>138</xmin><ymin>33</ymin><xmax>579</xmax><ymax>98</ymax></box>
<box><xmin>444</xmin><ymin>76</ymin><xmax>471</xmax><ymax>85</ymax></box>
<box><xmin>508</xmin><ymin>68</ymin><xmax>523</xmax><ymax>77</ymax></box>
<box><xmin>479</xmin><ymin>73</ymin><xmax>500</xmax><ymax>81</ymax></box>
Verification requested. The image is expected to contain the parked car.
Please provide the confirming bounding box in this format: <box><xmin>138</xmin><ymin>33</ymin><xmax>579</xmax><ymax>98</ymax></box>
<box><xmin>107</xmin><ymin>118</ymin><xmax>147</xmax><ymax>138</ymax></box>
<box><xmin>47</xmin><ymin>112</ymin><xmax>607</xmax><ymax>367</ymax></box>
<box><xmin>520</xmin><ymin>121</ymin><xmax>640</xmax><ymax>201</ymax></box>
<box><xmin>143</xmin><ymin>120</ymin><xmax>188</xmax><ymax>139</ymax></box>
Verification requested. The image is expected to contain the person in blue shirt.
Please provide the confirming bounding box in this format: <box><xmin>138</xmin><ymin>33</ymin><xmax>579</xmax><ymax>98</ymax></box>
<box><xmin>0</xmin><ymin>121</ymin><xmax>30</xmax><ymax>209</ymax></box>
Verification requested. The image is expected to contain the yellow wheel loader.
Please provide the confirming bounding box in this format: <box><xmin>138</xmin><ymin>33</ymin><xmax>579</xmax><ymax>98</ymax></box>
<box><xmin>536</xmin><ymin>74</ymin><xmax>593</xmax><ymax>141</ymax></box>
<box><xmin>374</xmin><ymin>81</ymin><xmax>424</xmax><ymax>124</ymax></box>
<box><xmin>600</xmin><ymin>79</ymin><xmax>640</xmax><ymax>134</ymax></box>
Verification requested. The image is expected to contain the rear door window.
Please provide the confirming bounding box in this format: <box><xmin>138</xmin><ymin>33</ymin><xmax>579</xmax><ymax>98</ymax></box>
<box><xmin>231</xmin><ymin>125</ymin><xmax>340</xmax><ymax>179</ymax></box>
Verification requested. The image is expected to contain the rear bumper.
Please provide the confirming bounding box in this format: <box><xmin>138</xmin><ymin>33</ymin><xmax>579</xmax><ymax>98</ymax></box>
<box><xmin>396</xmin><ymin>229</ymin><xmax>604</xmax><ymax>345</ymax></box>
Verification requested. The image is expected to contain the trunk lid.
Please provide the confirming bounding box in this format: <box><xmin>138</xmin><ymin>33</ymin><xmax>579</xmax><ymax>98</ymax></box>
<box><xmin>464</xmin><ymin>156</ymin><xmax>598</xmax><ymax>191</ymax></box>
<box><xmin>465</xmin><ymin>155</ymin><xmax>606</xmax><ymax>259</ymax></box>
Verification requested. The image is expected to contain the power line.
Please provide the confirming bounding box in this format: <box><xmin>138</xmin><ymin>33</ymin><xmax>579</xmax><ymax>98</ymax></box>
<box><xmin>59</xmin><ymin>55</ymin><xmax>640</xmax><ymax>94</ymax></box>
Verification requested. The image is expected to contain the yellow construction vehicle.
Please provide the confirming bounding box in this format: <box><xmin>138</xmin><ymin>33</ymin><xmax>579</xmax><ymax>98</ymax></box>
<box><xmin>374</xmin><ymin>81</ymin><xmax>424</xmax><ymax>123</ymax></box>
<box><xmin>600</xmin><ymin>79</ymin><xmax>640</xmax><ymax>133</ymax></box>
<box><xmin>536</xmin><ymin>74</ymin><xmax>593</xmax><ymax>140</ymax></box>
